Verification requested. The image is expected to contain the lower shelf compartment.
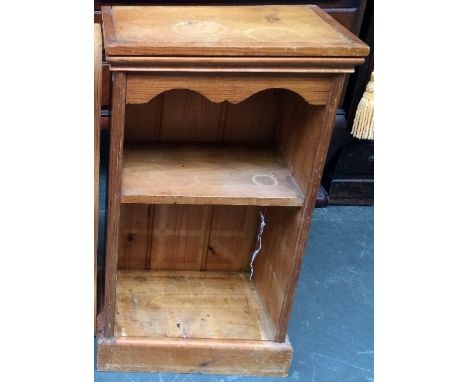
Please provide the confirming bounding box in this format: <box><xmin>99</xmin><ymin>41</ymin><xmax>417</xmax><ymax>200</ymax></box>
<box><xmin>115</xmin><ymin>270</ymin><xmax>275</xmax><ymax>341</ymax></box>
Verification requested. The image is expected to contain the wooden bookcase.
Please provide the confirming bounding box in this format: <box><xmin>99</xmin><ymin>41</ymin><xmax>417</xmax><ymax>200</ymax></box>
<box><xmin>97</xmin><ymin>5</ymin><xmax>368</xmax><ymax>376</ymax></box>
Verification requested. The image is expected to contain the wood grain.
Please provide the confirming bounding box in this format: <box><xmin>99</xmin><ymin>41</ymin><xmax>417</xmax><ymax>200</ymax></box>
<box><xmin>205</xmin><ymin>206</ymin><xmax>259</xmax><ymax>272</ymax></box>
<box><xmin>102</xmin><ymin>5</ymin><xmax>368</xmax><ymax>57</ymax></box>
<box><xmin>103</xmin><ymin>72</ymin><xmax>126</xmax><ymax>337</ymax></box>
<box><xmin>101</xmin><ymin>63</ymin><xmax>111</xmax><ymax>107</ymax></box>
<box><xmin>126</xmin><ymin>73</ymin><xmax>333</xmax><ymax>106</ymax></box>
<box><xmin>149</xmin><ymin>205</ymin><xmax>212</xmax><ymax>270</ymax></box>
<box><xmin>121</xmin><ymin>143</ymin><xmax>305</xmax><ymax>206</ymax></box>
<box><xmin>158</xmin><ymin>90</ymin><xmax>224</xmax><ymax>142</ymax></box>
<box><xmin>107</xmin><ymin>55</ymin><xmax>364</xmax><ymax>73</ymax></box>
<box><xmin>97</xmin><ymin>336</ymin><xmax>292</xmax><ymax>375</ymax></box>
<box><xmin>117</xmin><ymin>204</ymin><xmax>259</xmax><ymax>273</ymax></box>
<box><xmin>98</xmin><ymin>3</ymin><xmax>369</xmax><ymax>375</ymax></box>
<box><xmin>118</xmin><ymin>204</ymin><xmax>152</xmax><ymax>269</ymax></box>
<box><xmin>124</xmin><ymin>89</ymin><xmax>283</xmax><ymax>145</ymax></box>
<box><xmin>114</xmin><ymin>270</ymin><xmax>274</xmax><ymax>340</ymax></box>
<box><xmin>252</xmin><ymin>76</ymin><xmax>347</xmax><ymax>342</ymax></box>
<box><xmin>94</xmin><ymin>24</ymin><xmax>102</xmax><ymax>334</ymax></box>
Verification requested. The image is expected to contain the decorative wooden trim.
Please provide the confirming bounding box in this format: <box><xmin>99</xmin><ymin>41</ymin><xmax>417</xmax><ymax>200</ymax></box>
<box><xmin>97</xmin><ymin>336</ymin><xmax>292</xmax><ymax>375</ymax></box>
<box><xmin>126</xmin><ymin>73</ymin><xmax>334</xmax><ymax>106</ymax></box>
<box><xmin>106</xmin><ymin>56</ymin><xmax>364</xmax><ymax>74</ymax></box>
<box><xmin>103</xmin><ymin>72</ymin><xmax>126</xmax><ymax>337</ymax></box>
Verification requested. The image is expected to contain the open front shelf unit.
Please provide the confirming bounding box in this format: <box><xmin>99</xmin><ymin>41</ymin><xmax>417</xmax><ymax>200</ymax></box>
<box><xmin>98</xmin><ymin>4</ymin><xmax>368</xmax><ymax>376</ymax></box>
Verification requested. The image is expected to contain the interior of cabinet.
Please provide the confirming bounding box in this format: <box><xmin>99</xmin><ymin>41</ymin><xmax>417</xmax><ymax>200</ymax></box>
<box><xmin>116</xmin><ymin>88</ymin><xmax>326</xmax><ymax>342</ymax></box>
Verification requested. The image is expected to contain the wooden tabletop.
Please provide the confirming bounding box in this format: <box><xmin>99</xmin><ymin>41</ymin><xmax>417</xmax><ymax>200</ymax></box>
<box><xmin>102</xmin><ymin>5</ymin><xmax>369</xmax><ymax>58</ymax></box>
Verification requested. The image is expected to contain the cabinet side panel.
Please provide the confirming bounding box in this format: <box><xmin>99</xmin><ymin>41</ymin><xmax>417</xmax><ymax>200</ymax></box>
<box><xmin>276</xmin><ymin>92</ymin><xmax>326</xmax><ymax>193</ymax></box>
<box><xmin>252</xmin><ymin>207</ymin><xmax>302</xmax><ymax>338</ymax></box>
<box><xmin>254</xmin><ymin>75</ymin><xmax>346</xmax><ymax>341</ymax></box>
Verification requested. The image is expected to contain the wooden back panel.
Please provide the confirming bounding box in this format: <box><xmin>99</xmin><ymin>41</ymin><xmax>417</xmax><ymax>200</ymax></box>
<box><xmin>125</xmin><ymin>89</ymin><xmax>284</xmax><ymax>144</ymax></box>
<box><xmin>119</xmin><ymin>89</ymin><xmax>315</xmax><ymax>276</ymax></box>
<box><xmin>118</xmin><ymin>204</ymin><xmax>259</xmax><ymax>272</ymax></box>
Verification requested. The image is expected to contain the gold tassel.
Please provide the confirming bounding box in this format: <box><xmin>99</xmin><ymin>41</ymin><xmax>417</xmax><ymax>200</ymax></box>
<box><xmin>351</xmin><ymin>72</ymin><xmax>374</xmax><ymax>140</ymax></box>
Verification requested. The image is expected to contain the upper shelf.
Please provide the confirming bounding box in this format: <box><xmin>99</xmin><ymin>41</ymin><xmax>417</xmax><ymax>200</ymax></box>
<box><xmin>121</xmin><ymin>143</ymin><xmax>305</xmax><ymax>207</ymax></box>
<box><xmin>102</xmin><ymin>5</ymin><xmax>369</xmax><ymax>58</ymax></box>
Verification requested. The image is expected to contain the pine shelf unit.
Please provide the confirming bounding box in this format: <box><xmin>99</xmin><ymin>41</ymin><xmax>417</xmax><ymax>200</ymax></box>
<box><xmin>98</xmin><ymin>4</ymin><xmax>368</xmax><ymax>376</ymax></box>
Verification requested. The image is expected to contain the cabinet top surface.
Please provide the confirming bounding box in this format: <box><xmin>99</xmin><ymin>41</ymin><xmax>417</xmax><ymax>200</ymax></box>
<box><xmin>102</xmin><ymin>5</ymin><xmax>368</xmax><ymax>58</ymax></box>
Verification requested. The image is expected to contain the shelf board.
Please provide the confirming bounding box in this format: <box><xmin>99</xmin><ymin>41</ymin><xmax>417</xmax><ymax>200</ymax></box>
<box><xmin>121</xmin><ymin>143</ymin><xmax>305</xmax><ymax>206</ymax></box>
<box><xmin>115</xmin><ymin>270</ymin><xmax>275</xmax><ymax>341</ymax></box>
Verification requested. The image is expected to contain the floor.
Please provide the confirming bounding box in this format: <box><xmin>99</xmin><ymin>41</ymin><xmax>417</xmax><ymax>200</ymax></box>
<box><xmin>96</xmin><ymin>131</ymin><xmax>373</xmax><ymax>381</ymax></box>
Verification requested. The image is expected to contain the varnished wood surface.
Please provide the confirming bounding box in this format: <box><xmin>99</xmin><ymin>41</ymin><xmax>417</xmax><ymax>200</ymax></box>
<box><xmin>107</xmin><ymin>55</ymin><xmax>363</xmax><ymax>73</ymax></box>
<box><xmin>114</xmin><ymin>270</ymin><xmax>274</xmax><ymax>340</ymax></box>
<box><xmin>98</xmin><ymin>3</ymin><xmax>369</xmax><ymax>375</ymax></box>
<box><xmin>103</xmin><ymin>72</ymin><xmax>127</xmax><ymax>337</ymax></box>
<box><xmin>118</xmin><ymin>204</ymin><xmax>258</xmax><ymax>272</ymax></box>
<box><xmin>102</xmin><ymin>5</ymin><xmax>368</xmax><ymax>57</ymax></box>
<box><xmin>121</xmin><ymin>143</ymin><xmax>305</xmax><ymax>206</ymax></box>
<box><xmin>124</xmin><ymin>89</ymin><xmax>312</xmax><ymax>146</ymax></box>
<box><xmin>97</xmin><ymin>336</ymin><xmax>292</xmax><ymax>375</ymax></box>
<box><xmin>101</xmin><ymin>63</ymin><xmax>111</xmax><ymax>107</ymax></box>
<box><xmin>126</xmin><ymin>73</ymin><xmax>333</xmax><ymax>105</ymax></box>
<box><xmin>94</xmin><ymin>24</ymin><xmax>102</xmax><ymax>334</ymax></box>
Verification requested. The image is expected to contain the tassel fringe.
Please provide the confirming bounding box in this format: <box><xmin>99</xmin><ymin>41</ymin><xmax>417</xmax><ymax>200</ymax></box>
<box><xmin>351</xmin><ymin>72</ymin><xmax>374</xmax><ymax>140</ymax></box>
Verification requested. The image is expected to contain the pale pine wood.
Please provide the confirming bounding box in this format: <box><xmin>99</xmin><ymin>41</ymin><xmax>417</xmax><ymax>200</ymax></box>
<box><xmin>97</xmin><ymin>336</ymin><xmax>292</xmax><ymax>376</ymax></box>
<box><xmin>223</xmin><ymin>90</ymin><xmax>279</xmax><ymax>144</ymax></box>
<box><xmin>106</xmin><ymin>55</ymin><xmax>365</xmax><ymax>73</ymax></box>
<box><xmin>117</xmin><ymin>204</ymin><xmax>259</xmax><ymax>273</ymax></box>
<box><xmin>253</xmin><ymin>75</ymin><xmax>347</xmax><ymax>342</ymax></box>
<box><xmin>103</xmin><ymin>72</ymin><xmax>126</xmax><ymax>337</ymax></box>
<box><xmin>205</xmin><ymin>206</ymin><xmax>259</xmax><ymax>272</ymax></box>
<box><xmin>126</xmin><ymin>73</ymin><xmax>333</xmax><ymax>105</ymax></box>
<box><xmin>158</xmin><ymin>90</ymin><xmax>224</xmax><ymax>142</ymax></box>
<box><xmin>121</xmin><ymin>143</ymin><xmax>305</xmax><ymax>206</ymax></box>
<box><xmin>125</xmin><ymin>89</ymin><xmax>284</xmax><ymax>145</ymax></box>
<box><xmin>114</xmin><ymin>271</ymin><xmax>274</xmax><ymax>341</ymax></box>
<box><xmin>94</xmin><ymin>24</ymin><xmax>102</xmax><ymax>334</ymax></box>
<box><xmin>124</xmin><ymin>96</ymin><xmax>162</xmax><ymax>142</ymax></box>
<box><xmin>118</xmin><ymin>204</ymin><xmax>152</xmax><ymax>269</ymax></box>
<box><xmin>149</xmin><ymin>205</ymin><xmax>212</xmax><ymax>270</ymax></box>
<box><xmin>103</xmin><ymin>5</ymin><xmax>368</xmax><ymax>57</ymax></box>
<box><xmin>100</xmin><ymin>4</ymin><xmax>368</xmax><ymax>375</ymax></box>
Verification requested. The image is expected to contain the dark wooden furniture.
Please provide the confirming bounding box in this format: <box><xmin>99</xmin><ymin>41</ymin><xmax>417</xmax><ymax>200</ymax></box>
<box><xmin>96</xmin><ymin>4</ymin><xmax>368</xmax><ymax>375</ymax></box>
<box><xmin>325</xmin><ymin>0</ymin><xmax>374</xmax><ymax>204</ymax></box>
